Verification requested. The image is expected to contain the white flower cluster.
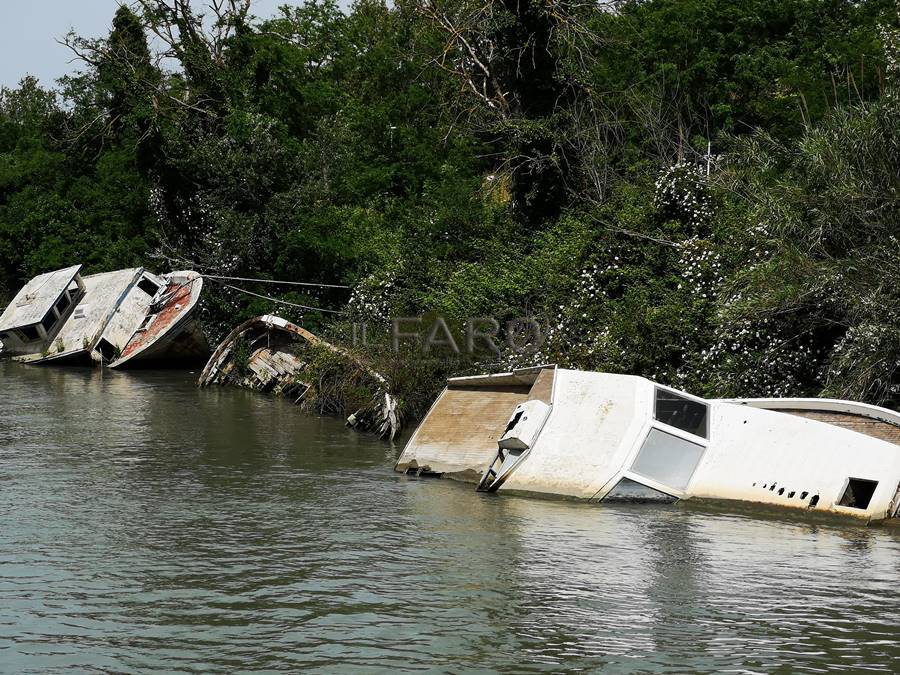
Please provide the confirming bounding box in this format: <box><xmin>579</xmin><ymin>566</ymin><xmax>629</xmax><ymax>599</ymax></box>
<box><xmin>654</xmin><ymin>162</ymin><xmax>712</xmax><ymax>229</ymax></box>
<box><xmin>347</xmin><ymin>270</ymin><xmax>396</xmax><ymax>323</ymax></box>
<box><xmin>700</xmin><ymin>316</ymin><xmax>824</xmax><ymax>397</ymax></box>
<box><xmin>832</xmin><ymin>322</ymin><xmax>893</xmax><ymax>361</ymax></box>
<box><xmin>677</xmin><ymin>236</ymin><xmax>724</xmax><ymax>299</ymax></box>
<box><xmin>573</xmin><ymin>256</ymin><xmax>618</xmax><ymax>305</ymax></box>
<box><xmin>880</xmin><ymin>20</ymin><xmax>900</xmax><ymax>83</ymax></box>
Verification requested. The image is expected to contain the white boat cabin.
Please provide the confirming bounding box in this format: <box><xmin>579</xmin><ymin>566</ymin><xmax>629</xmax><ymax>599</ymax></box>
<box><xmin>0</xmin><ymin>264</ymin><xmax>86</xmax><ymax>355</ymax></box>
<box><xmin>395</xmin><ymin>366</ymin><xmax>900</xmax><ymax>523</ymax></box>
<box><xmin>0</xmin><ymin>265</ymin><xmax>170</xmax><ymax>364</ymax></box>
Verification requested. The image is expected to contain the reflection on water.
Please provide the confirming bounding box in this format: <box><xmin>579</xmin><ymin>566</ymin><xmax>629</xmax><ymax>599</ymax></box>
<box><xmin>0</xmin><ymin>361</ymin><xmax>898</xmax><ymax>673</ymax></box>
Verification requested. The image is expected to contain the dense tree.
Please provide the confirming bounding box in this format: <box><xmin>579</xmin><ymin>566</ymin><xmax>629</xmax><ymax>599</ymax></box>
<box><xmin>2</xmin><ymin>0</ymin><xmax>899</xmax><ymax>412</ymax></box>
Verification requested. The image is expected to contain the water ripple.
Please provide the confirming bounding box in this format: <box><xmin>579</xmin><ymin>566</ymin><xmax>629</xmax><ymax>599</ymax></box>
<box><xmin>0</xmin><ymin>361</ymin><xmax>899</xmax><ymax>673</ymax></box>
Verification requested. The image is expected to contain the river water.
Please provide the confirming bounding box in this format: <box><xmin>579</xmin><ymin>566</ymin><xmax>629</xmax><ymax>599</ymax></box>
<box><xmin>1</xmin><ymin>361</ymin><xmax>899</xmax><ymax>673</ymax></box>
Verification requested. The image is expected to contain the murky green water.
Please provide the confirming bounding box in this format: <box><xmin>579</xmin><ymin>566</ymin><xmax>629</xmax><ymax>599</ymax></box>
<box><xmin>1</xmin><ymin>361</ymin><xmax>899</xmax><ymax>673</ymax></box>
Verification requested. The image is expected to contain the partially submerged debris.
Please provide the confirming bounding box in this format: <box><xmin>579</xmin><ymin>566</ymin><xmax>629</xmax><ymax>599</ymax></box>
<box><xmin>0</xmin><ymin>265</ymin><xmax>208</xmax><ymax>367</ymax></box>
<box><xmin>396</xmin><ymin>366</ymin><xmax>900</xmax><ymax>523</ymax></box>
<box><xmin>198</xmin><ymin>315</ymin><xmax>400</xmax><ymax>439</ymax></box>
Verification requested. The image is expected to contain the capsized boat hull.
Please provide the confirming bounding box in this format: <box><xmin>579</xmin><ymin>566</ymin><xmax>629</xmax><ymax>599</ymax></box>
<box><xmin>109</xmin><ymin>272</ymin><xmax>208</xmax><ymax>368</ymax></box>
<box><xmin>396</xmin><ymin>367</ymin><xmax>900</xmax><ymax>524</ymax></box>
<box><xmin>199</xmin><ymin>314</ymin><xmax>399</xmax><ymax>439</ymax></box>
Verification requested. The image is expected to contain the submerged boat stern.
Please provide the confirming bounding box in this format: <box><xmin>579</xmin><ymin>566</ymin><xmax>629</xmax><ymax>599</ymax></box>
<box><xmin>395</xmin><ymin>366</ymin><xmax>554</xmax><ymax>481</ymax></box>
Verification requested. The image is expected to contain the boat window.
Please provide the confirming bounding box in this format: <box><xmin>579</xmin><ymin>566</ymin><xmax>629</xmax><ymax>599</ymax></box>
<box><xmin>17</xmin><ymin>325</ymin><xmax>40</xmax><ymax>342</ymax></box>
<box><xmin>654</xmin><ymin>388</ymin><xmax>708</xmax><ymax>438</ymax></box>
<box><xmin>838</xmin><ymin>478</ymin><xmax>878</xmax><ymax>510</ymax></box>
<box><xmin>96</xmin><ymin>338</ymin><xmax>118</xmax><ymax>362</ymax></box>
<box><xmin>603</xmin><ymin>477</ymin><xmax>677</xmax><ymax>503</ymax></box>
<box><xmin>41</xmin><ymin>311</ymin><xmax>57</xmax><ymax>334</ymax></box>
<box><xmin>138</xmin><ymin>278</ymin><xmax>161</xmax><ymax>297</ymax></box>
<box><xmin>631</xmin><ymin>428</ymin><xmax>705</xmax><ymax>492</ymax></box>
<box><xmin>55</xmin><ymin>293</ymin><xmax>71</xmax><ymax>315</ymax></box>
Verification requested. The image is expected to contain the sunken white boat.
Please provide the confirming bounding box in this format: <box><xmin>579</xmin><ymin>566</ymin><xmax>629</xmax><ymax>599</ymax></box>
<box><xmin>395</xmin><ymin>366</ymin><xmax>900</xmax><ymax>523</ymax></box>
<box><xmin>0</xmin><ymin>265</ymin><xmax>208</xmax><ymax>368</ymax></box>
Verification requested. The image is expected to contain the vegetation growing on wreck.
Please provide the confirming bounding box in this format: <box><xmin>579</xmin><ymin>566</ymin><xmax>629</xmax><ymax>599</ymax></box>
<box><xmin>200</xmin><ymin>317</ymin><xmax>402</xmax><ymax>437</ymax></box>
<box><xmin>2</xmin><ymin>0</ymin><xmax>900</xmax><ymax>414</ymax></box>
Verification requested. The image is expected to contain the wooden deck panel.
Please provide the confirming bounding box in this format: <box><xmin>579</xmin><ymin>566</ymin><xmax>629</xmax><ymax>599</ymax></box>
<box><xmin>781</xmin><ymin>409</ymin><xmax>900</xmax><ymax>446</ymax></box>
<box><xmin>396</xmin><ymin>385</ymin><xmax>530</xmax><ymax>479</ymax></box>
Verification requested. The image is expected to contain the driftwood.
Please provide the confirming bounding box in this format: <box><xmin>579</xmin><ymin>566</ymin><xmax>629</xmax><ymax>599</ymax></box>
<box><xmin>198</xmin><ymin>315</ymin><xmax>400</xmax><ymax>439</ymax></box>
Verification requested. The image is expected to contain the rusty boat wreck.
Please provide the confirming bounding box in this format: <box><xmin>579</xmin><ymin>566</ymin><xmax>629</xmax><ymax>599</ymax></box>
<box><xmin>199</xmin><ymin>314</ymin><xmax>400</xmax><ymax>439</ymax></box>
<box><xmin>396</xmin><ymin>365</ymin><xmax>900</xmax><ymax>524</ymax></box>
<box><xmin>0</xmin><ymin>264</ymin><xmax>208</xmax><ymax>368</ymax></box>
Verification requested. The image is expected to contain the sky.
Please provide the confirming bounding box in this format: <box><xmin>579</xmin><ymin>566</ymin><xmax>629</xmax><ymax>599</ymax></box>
<box><xmin>0</xmin><ymin>0</ymin><xmax>302</xmax><ymax>90</ymax></box>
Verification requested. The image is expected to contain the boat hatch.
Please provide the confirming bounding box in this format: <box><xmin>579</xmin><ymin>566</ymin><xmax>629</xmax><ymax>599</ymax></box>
<box><xmin>477</xmin><ymin>400</ymin><xmax>551</xmax><ymax>492</ymax></box>
<box><xmin>138</xmin><ymin>277</ymin><xmax>161</xmax><ymax>297</ymax></box>
<box><xmin>136</xmin><ymin>314</ymin><xmax>155</xmax><ymax>332</ymax></box>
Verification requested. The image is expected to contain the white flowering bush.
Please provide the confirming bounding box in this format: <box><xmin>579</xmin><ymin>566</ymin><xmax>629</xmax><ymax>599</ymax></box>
<box><xmin>528</xmin><ymin>221</ymin><xmax>728</xmax><ymax>388</ymax></box>
<box><xmin>347</xmin><ymin>269</ymin><xmax>397</xmax><ymax>324</ymax></box>
<box><xmin>699</xmin><ymin>314</ymin><xmax>827</xmax><ymax>397</ymax></box>
<box><xmin>676</xmin><ymin>235</ymin><xmax>725</xmax><ymax>300</ymax></box>
<box><xmin>654</xmin><ymin>162</ymin><xmax>712</xmax><ymax>230</ymax></box>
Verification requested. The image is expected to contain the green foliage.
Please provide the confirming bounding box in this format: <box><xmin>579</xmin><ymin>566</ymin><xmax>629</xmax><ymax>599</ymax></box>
<box><xmin>713</xmin><ymin>90</ymin><xmax>900</xmax><ymax>404</ymax></box>
<box><xmin>2</xmin><ymin>0</ymin><xmax>899</xmax><ymax>413</ymax></box>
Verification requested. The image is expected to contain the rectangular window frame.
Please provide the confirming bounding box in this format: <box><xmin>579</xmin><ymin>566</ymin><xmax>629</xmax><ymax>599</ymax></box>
<box><xmin>55</xmin><ymin>292</ymin><xmax>71</xmax><ymax>316</ymax></box>
<box><xmin>137</xmin><ymin>277</ymin><xmax>162</xmax><ymax>297</ymax></box>
<box><xmin>628</xmin><ymin>427</ymin><xmax>707</xmax><ymax>493</ymax></box>
<box><xmin>653</xmin><ymin>386</ymin><xmax>710</xmax><ymax>440</ymax></box>
<box><xmin>41</xmin><ymin>311</ymin><xmax>57</xmax><ymax>335</ymax></box>
<box><xmin>836</xmin><ymin>477</ymin><xmax>879</xmax><ymax>511</ymax></box>
<box><xmin>16</xmin><ymin>325</ymin><xmax>41</xmax><ymax>342</ymax></box>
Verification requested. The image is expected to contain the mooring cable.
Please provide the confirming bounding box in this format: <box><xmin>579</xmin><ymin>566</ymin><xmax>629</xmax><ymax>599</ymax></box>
<box><xmin>201</xmin><ymin>274</ymin><xmax>350</xmax><ymax>289</ymax></box>
<box><xmin>211</xmin><ymin>279</ymin><xmax>347</xmax><ymax>315</ymax></box>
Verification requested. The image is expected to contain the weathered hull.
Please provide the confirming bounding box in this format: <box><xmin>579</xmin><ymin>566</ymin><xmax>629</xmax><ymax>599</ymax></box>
<box><xmin>397</xmin><ymin>366</ymin><xmax>554</xmax><ymax>482</ymax></box>
<box><xmin>199</xmin><ymin>315</ymin><xmax>322</xmax><ymax>391</ymax></box>
<box><xmin>1</xmin><ymin>266</ymin><xmax>207</xmax><ymax>369</ymax></box>
<box><xmin>14</xmin><ymin>348</ymin><xmax>95</xmax><ymax>366</ymax></box>
<box><xmin>721</xmin><ymin>398</ymin><xmax>900</xmax><ymax>445</ymax></box>
<box><xmin>199</xmin><ymin>315</ymin><xmax>399</xmax><ymax>439</ymax></box>
<box><xmin>110</xmin><ymin>273</ymin><xmax>208</xmax><ymax>369</ymax></box>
